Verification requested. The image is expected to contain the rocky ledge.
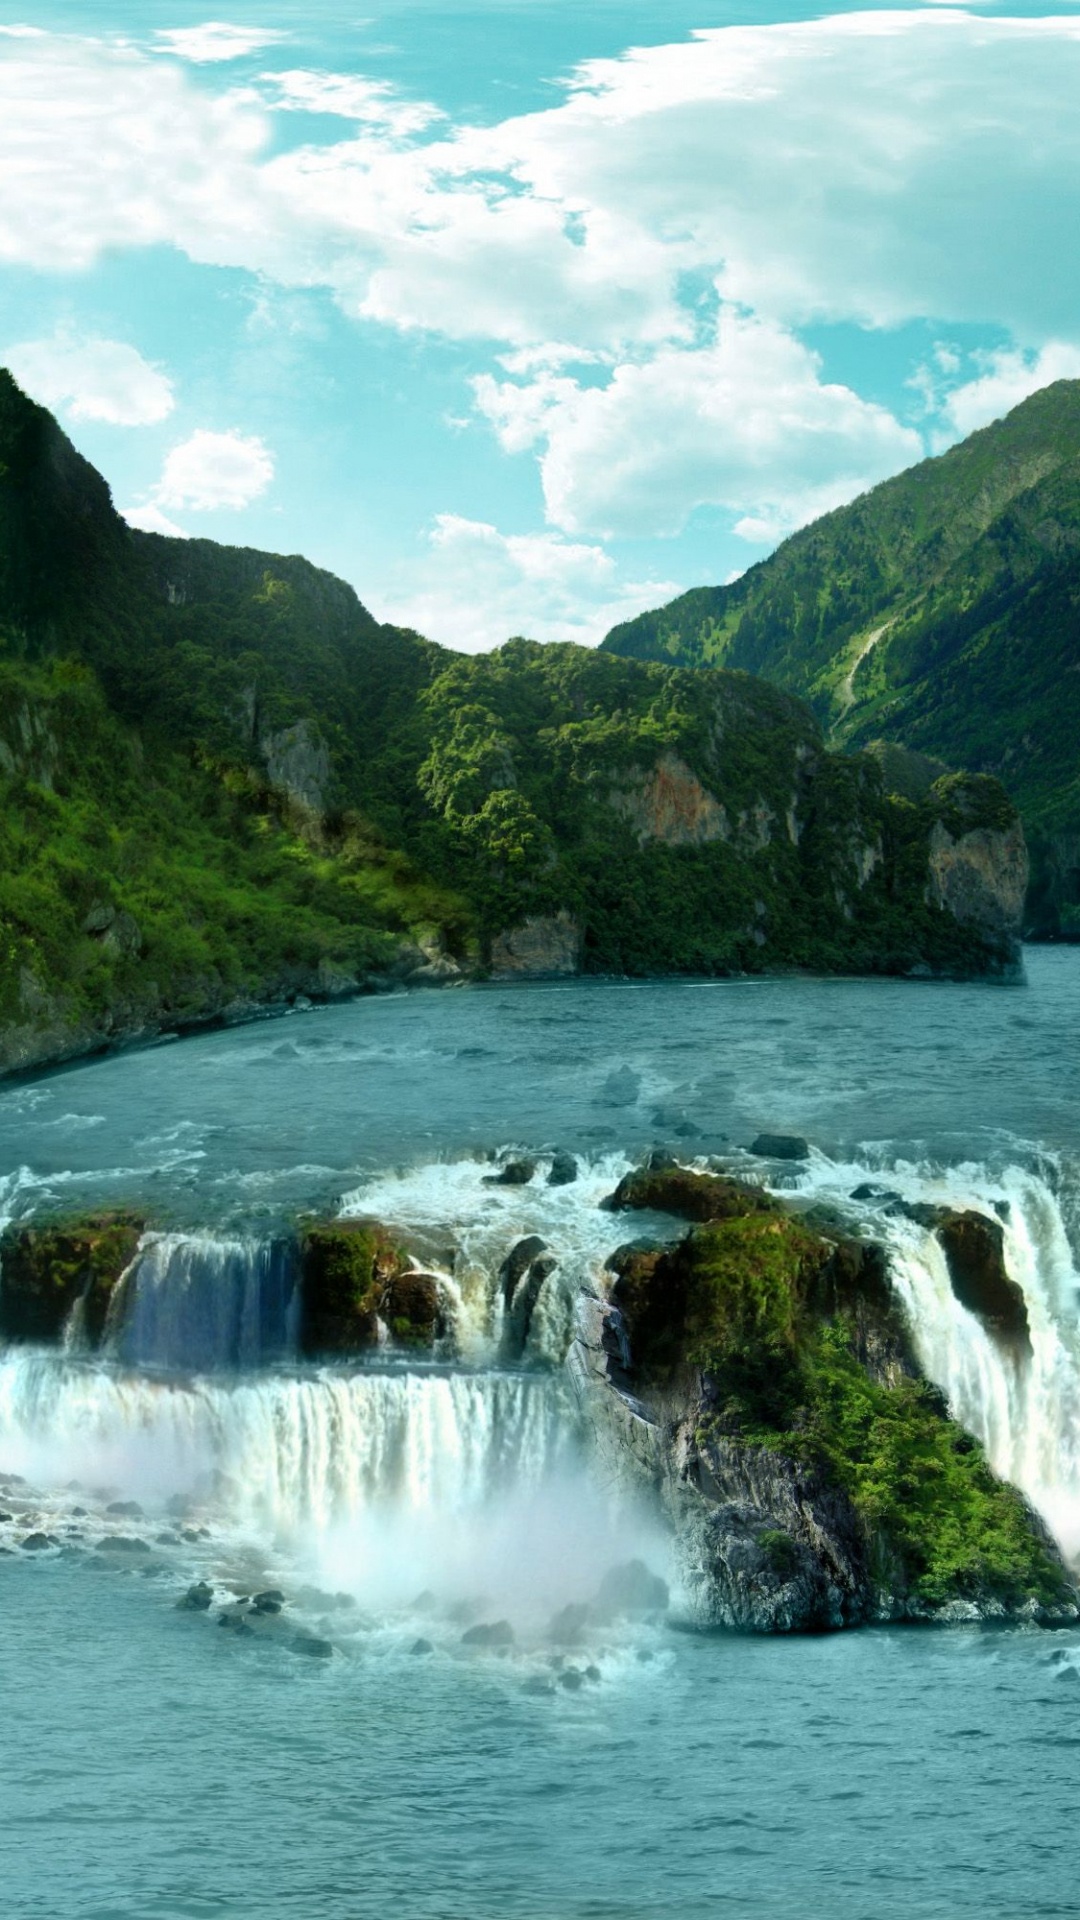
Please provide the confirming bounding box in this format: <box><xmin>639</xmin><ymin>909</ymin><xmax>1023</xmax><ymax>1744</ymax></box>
<box><xmin>580</xmin><ymin>1158</ymin><xmax>1077</xmax><ymax>1632</ymax></box>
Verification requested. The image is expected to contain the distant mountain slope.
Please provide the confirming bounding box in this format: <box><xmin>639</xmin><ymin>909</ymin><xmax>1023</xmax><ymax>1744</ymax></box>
<box><xmin>0</xmin><ymin>371</ymin><xmax>1028</xmax><ymax>1073</ymax></box>
<box><xmin>602</xmin><ymin>383</ymin><xmax>1080</xmax><ymax>934</ymax></box>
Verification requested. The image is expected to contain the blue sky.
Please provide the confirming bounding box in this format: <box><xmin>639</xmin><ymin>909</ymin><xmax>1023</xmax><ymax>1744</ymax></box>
<box><xmin>3</xmin><ymin>2</ymin><xmax>1080</xmax><ymax>649</ymax></box>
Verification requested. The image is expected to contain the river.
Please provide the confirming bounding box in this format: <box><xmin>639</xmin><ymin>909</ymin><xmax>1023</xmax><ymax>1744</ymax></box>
<box><xmin>1</xmin><ymin>949</ymin><xmax>1079</xmax><ymax>1918</ymax></box>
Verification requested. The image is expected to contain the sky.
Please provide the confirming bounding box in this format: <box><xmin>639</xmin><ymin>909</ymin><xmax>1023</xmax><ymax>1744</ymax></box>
<box><xmin>3</xmin><ymin>3</ymin><xmax>1080</xmax><ymax>651</ymax></box>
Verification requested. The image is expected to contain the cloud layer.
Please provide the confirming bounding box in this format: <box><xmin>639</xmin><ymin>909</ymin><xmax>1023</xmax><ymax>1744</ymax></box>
<box><xmin>4</xmin><ymin>332</ymin><xmax>175</xmax><ymax>425</ymax></box>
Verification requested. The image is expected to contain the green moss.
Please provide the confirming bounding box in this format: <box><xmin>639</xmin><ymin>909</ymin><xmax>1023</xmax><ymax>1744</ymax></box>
<box><xmin>0</xmin><ymin>1210</ymin><xmax>144</xmax><ymax>1344</ymax></box>
<box><xmin>626</xmin><ymin>1212</ymin><xmax>1071</xmax><ymax>1613</ymax></box>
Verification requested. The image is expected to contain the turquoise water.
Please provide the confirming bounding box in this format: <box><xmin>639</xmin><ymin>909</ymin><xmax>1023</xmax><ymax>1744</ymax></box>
<box><xmin>2</xmin><ymin>950</ymin><xmax>1080</xmax><ymax>1920</ymax></box>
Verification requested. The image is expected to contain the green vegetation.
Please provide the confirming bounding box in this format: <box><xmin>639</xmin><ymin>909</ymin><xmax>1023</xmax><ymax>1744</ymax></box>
<box><xmin>603</xmin><ymin>380</ymin><xmax>1080</xmax><ymax>934</ymax></box>
<box><xmin>0</xmin><ymin>368</ymin><xmax>1026</xmax><ymax>1066</ymax></box>
<box><xmin>0</xmin><ymin>1209</ymin><xmax>143</xmax><ymax>1344</ymax></box>
<box><xmin>619</xmin><ymin>1209</ymin><xmax>1069</xmax><ymax>1612</ymax></box>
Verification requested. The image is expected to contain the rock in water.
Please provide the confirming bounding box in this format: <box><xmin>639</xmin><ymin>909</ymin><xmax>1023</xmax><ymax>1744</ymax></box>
<box><xmin>935</xmin><ymin>1210</ymin><xmax>1031</xmax><ymax>1353</ymax></box>
<box><xmin>750</xmin><ymin>1134</ymin><xmax>810</xmax><ymax>1161</ymax></box>
<box><xmin>596</xmin><ymin>1560</ymin><xmax>670</xmax><ymax>1614</ymax></box>
<box><xmin>291</xmin><ymin>1635</ymin><xmax>333</xmax><ymax>1659</ymax></box>
<box><xmin>498</xmin><ymin>1237</ymin><xmax>548</xmax><ymax>1307</ymax></box>
<box><xmin>19</xmin><ymin>1532</ymin><xmax>58</xmax><ymax>1552</ymax></box>
<box><xmin>461</xmin><ymin>1620</ymin><xmax>515</xmax><ymax>1648</ymax></box>
<box><xmin>482</xmin><ymin>1158</ymin><xmax>537</xmax><ymax>1187</ymax></box>
<box><xmin>176</xmin><ymin>1582</ymin><xmax>214</xmax><ymax>1611</ymax></box>
<box><xmin>596</xmin><ymin>1066</ymin><xmax>641</xmax><ymax>1108</ymax></box>
<box><xmin>409</xmin><ymin>1638</ymin><xmax>434</xmax><ymax>1657</ymax></box>
<box><xmin>547</xmin><ymin>1150</ymin><xmax>578</xmax><ymax>1187</ymax></box>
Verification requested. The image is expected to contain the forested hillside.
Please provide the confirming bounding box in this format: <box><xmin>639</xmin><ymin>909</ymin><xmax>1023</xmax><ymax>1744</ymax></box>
<box><xmin>0</xmin><ymin>371</ymin><xmax>1027</xmax><ymax>1072</ymax></box>
<box><xmin>603</xmin><ymin>383</ymin><xmax>1080</xmax><ymax>934</ymax></box>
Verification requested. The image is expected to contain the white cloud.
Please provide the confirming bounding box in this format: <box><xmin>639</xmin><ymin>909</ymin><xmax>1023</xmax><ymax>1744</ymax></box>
<box><xmin>381</xmin><ymin>514</ymin><xmax>681</xmax><ymax>653</ymax></box>
<box><xmin>259</xmin><ymin>69</ymin><xmax>440</xmax><ymax>137</ymax></box>
<box><xmin>122</xmin><ymin>502</ymin><xmax>189</xmax><ymax>537</ymax></box>
<box><xmin>6</xmin><ymin>15</ymin><xmax>1080</xmax><ymax>547</ymax></box>
<box><xmin>5</xmin><ymin>332</ymin><xmax>174</xmax><ymax>425</ymax></box>
<box><xmin>154</xmin><ymin>429</ymin><xmax>274</xmax><ymax>510</ymax></box>
<box><xmin>476</xmin><ymin>307</ymin><xmax>922</xmax><ymax>540</ymax></box>
<box><xmin>153</xmin><ymin>23</ymin><xmax>285</xmax><ymax>64</ymax></box>
<box><xmin>931</xmin><ymin>341</ymin><xmax>1080</xmax><ymax>442</ymax></box>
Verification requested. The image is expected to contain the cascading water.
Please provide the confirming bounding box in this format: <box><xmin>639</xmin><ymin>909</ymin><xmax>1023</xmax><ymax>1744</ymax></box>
<box><xmin>108</xmin><ymin>1233</ymin><xmax>300</xmax><ymax>1373</ymax></box>
<box><xmin>780</xmin><ymin>1148</ymin><xmax>1080</xmax><ymax>1556</ymax></box>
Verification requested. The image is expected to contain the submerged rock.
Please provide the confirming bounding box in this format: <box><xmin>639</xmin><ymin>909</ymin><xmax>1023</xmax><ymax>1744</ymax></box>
<box><xmin>596</xmin><ymin>1066</ymin><xmax>641</xmax><ymax>1109</ymax></box>
<box><xmin>291</xmin><ymin>1634</ymin><xmax>333</xmax><ymax>1659</ymax></box>
<box><xmin>409</xmin><ymin>1638</ymin><xmax>434</xmax><ymax>1657</ymax></box>
<box><xmin>547</xmin><ymin>1602</ymin><xmax>592</xmax><ymax>1645</ymax></box>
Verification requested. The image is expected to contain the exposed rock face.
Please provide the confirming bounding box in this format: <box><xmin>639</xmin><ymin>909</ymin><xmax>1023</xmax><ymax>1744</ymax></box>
<box><xmin>928</xmin><ymin>820</ymin><xmax>1028</xmax><ymax>943</ymax></box>
<box><xmin>935</xmin><ymin>1210</ymin><xmax>1031</xmax><ymax>1354</ymax></box>
<box><xmin>671</xmin><ymin>1425</ymin><xmax>872</xmax><ymax>1631</ymax></box>
<box><xmin>0</xmin><ymin>1212</ymin><xmax>144</xmax><ymax>1345</ymax></box>
<box><xmin>490</xmin><ymin>911</ymin><xmax>582</xmax><ymax>978</ymax></box>
<box><xmin>609</xmin><ymin>754</ymin><xmax>730</xmax><ymax>847</ymax></box>
<box><xmin>260</xmin><ymin>718</ymin><xmax>332</xmax><ymax>814</ymax></box>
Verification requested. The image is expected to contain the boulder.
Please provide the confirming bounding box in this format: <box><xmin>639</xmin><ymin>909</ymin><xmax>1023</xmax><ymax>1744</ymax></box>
<box><xmin>252</xmin><ymin>1589</ymin><xmax>285</xmax><ymax>1614</ymax></box>
<box><xmin>503</xmin><ymin>1254</ymin><xmax>557</xmax><ymax>1360</ymax></box>
<box><xmin>750</xmin><ymin>1134</ymin><xmax>810</xmax><ymax>1161</ymax></box>
<box><xmin>291</xmin><ymin>1634</ymin><xmax>333</xmax><ymax>1659</ymax></box>
<box><xmin>482</xmin><ymin>1158</ymin><xmax>537</xmax><ymax>1187</ymax></box>
<box><xmin>176</xmin><ymin>1581</ymin><xmax>214</xmax><ymax>1611</ymax></box>
<box><xmin>461</xmin><ymin>1619</ymin><xmax>515</xmax><ymax>1648</ymax></box>
<box><xmin>602</xmin><ymin>1164</ymin><xmax>775</xmax><ymax>1223</ymax></box>
<box><xmin>0</xmin><ymin>1211</ymin><xmax>144</xmax><ymax>1346</ymax></box>
<box><xmin>935</xmin><ymin>1210</ymin><xmax>1031</xmax><ymax>1352</ymax></box>
<box><xmin>19</xmin><ymin>1532</ymin><xmax>58</xmax><ymax>1552</ymax></box>
<box><xmin>409</xmin><ymin>1638</ymin><xmax>434</xmax><ymax>1657</ymax></box>
<box><xmin>595</xmin><ymin>1066</ymin><xmax>641</xmax><ymax>1109</ymax></box>
<box><xmin>596</xmin><ymin>1560</ymin><xmax>670</xmax><ymax>1615</ymax></box>
<box><xmin>547</xmin><ymin>1601</ymin><xmax>592</xmax><ymax>1645</ymax></box>
<box><xmin>498</xmin><ymin>1237</ymin><xmax>548</xmax><ymax>1308</ymax></box>
<box><xmin>299</xmin><ymin>1220</ymin><xmax>410</xmax><ymax>1354</ymax></box>
<box><xmin>547</xmin><ymin>1151</ymin><xmax>578</xmax><ymax>1187</ymax></box>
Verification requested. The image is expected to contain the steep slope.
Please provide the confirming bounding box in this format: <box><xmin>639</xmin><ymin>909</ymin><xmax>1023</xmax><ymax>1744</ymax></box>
<box><xmin>0</xmin><ymin>371</ymin><xmax>1028</xmax><ymax>1073</ymax></box>
<box><xmin>602</xmin><ymin>382</ymin><xmax>1080</xmax><ymax>933</ymax></box>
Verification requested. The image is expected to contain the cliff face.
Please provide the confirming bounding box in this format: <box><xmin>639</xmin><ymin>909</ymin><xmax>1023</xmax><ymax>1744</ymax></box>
<box><xmin>0</xmin><ymin>371</ymin><xmax>1033</xmax><ymax>1076</ymax></box>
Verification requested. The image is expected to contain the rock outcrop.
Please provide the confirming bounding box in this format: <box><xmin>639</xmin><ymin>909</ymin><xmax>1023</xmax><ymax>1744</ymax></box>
<box><xmin>578</xmin><ymin>1159</ymin><xmax>1075</xmax><ymax>1632</ymax></box>
<box><xmin>490</xmin><ymin>912</ymin><xmax>583</xmax><ymax>978</ymax></box>
<box><xmin>0</xmin><ymin>1211</ymin><xmax>144</xmax><ymax>1345</ymax></box>
<box><xmin>299</xmin><ymin>1221</ymin><xmax>445</xmax><ymax>1354</ymax></box>
<box><xmin>935</xmin><ymin>1209</ymin><xmax>1031</xmax><ymax>1354</ymax></box>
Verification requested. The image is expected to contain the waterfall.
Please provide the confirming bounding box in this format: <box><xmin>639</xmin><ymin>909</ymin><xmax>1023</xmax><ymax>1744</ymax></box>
<box><xmin>0</xmin><ymin>1352</ymin><xmax>580</xmax><ymax>1526</ymax></box>
<box><xmin>109</xmin><ymin>1234</ymin><xmax>300</xmax><ymax>1373</ymax></box>
<box><xmin>790</xmin><ymin>1151</ymin><xmax>1080</xmax><ymax>1554</ymax></box>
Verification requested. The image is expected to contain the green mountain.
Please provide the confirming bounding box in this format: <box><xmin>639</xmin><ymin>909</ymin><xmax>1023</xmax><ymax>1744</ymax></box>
<box><xmin>0</xmin><ymin>371</ymin><xmax>1026</xmax><ymax>1073</ymax></box>
<box><xmin>602</xmin><ymin>381</ymin><xmax>1080</xmax><ymax>934</ymax></box>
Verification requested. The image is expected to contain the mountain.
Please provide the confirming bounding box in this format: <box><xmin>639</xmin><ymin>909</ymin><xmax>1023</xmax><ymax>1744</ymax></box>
<box><xmin>0</xmin><ymin>371</ymin><xmax>1026</xmax><ymax>1074</ymax></box>
<box><xmin>602</xmin><ymin>382</ymin><xmax>1080</xmax><ymax>935</ymax></box>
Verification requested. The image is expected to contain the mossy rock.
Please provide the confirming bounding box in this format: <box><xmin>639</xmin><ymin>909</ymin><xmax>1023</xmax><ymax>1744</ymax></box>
<box><xmin>603</xmin><ymin>1164</ymin><xmax>776</xmax><ymax>1223</ymax></box>
<box><xmin>0</xmin><ymin>1210</ymin><xmax>144</xmax><ymax>1345</ymax></box>
<box><xmin>611</xmin><ymin>1204</ymin><xmax>1073</xmax><ymax>1617</ymax></box>
<box><xmin>299</xmin><ymin>1221</ymin><xmax>443</xmax><ymax>1353</ymax></box>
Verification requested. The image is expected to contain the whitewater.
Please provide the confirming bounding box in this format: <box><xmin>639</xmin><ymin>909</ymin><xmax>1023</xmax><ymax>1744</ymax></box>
<box><xmin>2</xmin><ymin>950</ymin><xmax>1080</xmax><ymax>1919</ymax></box>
